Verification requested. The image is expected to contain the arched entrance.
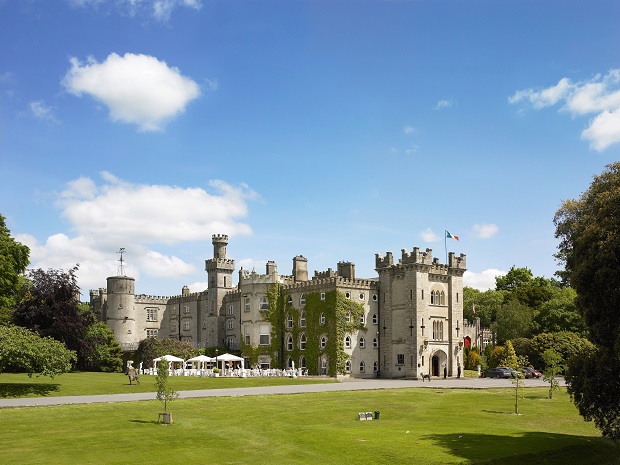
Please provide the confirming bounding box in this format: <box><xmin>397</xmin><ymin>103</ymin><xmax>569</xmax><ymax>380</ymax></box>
<box><xmin>431</xmin><ymin>351</ymin><xmax>447</xmax><ymax>377</ymax></box>
<box><xmin>464</xmin><ymin>336</ymin><xmax>472</xmax><ymax>348</ymax></box>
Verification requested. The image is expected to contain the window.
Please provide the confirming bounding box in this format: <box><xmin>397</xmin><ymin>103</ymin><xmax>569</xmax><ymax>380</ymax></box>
<box><xmin>300</xmin><ymin>293</ymin><xmax>306</xmax><ymax>305</ymax></box>
<box><xmin>344</xmin><ymin>336</ymin><xmax>351</xmax><ymax>348</ymax></box>
<box><xmin>359</xmin><ymin>337</ymin><xmax>365</xmax><ymax>348</ymax></box>
<box><xmin>299</xmin><ymin>310</ymin><xmax>306</xmax><ymax>328</ymax></box>
<box><xmin>287</xmin><ymin>336</ymin><xmax>293</xmax><ymax>351</ymax></box>
<box><xmin>320</xmin><ymin>292</ymin><xmax>325</xmax><ymax>300</ymax></box>
<box><xmin>359</xmin><ymin>292</ymin><xmax>365</xmax><ymax>301</ymax></box>
<box><xmin>227</xmin><ymin>319</ymin><xmax>234</xmax><ymax>330</ymax></box>
<box><xmin>171</xmin><ymin>324</ymin><xmax>177</xmax><ymax>333</ymax></box>
<box><xmin>299</xmin><ymin>356</ymin><xmax>306</xmax><ymax>369</ymax></box>
<box><xmin>146</xmin><ymin>308</ymin><xmax>158</xmax><ymax>322</ymax></box>
<box><xmin>320</xmin><ymin>336</ymin><xmax>327</xmax><ymax>349</ymax></box>
<box><xmin>244</xmin><ymin>297</ymin><xmax>251</xmax><ymax>312</ymax></box>
<box><xmin>146</xmin><ymin>329</ymin><xmax>158</xmax><ymax>338</ymax></box>
<box><xmin>184</xmin><ymin>304</ymin><xmax>190</xmax><ymax>314</ymax></box>
<box><xmin>360</xmin><ymin>313</ymin><xmax>365</xmax><ymax>325</ymax></box>
<box><xmin>260</xmin><ymin>296</ymin><xmax>269</xmax><ymax>310</ymax></box>
<box><xmin>287</xmin><ymin>295</ymin><xmax>293</xmax><ymax>305</ymax></box>
<box><xmin>259</xmin><ymin>324</ymin><xmax>270</xmax><ymax>345</ymax></box>
<box><xmin>346</xmin><ymin>312</ymin><xmax>351</xmax><ymax>322</ymax></box>
<box><xmin>227</xmin><ymin>337</ymin><xmax>234</xmax><ymax>349</ymax></box>
<box><xmin>397</xmin><ymin>354</ymin><xmax>405</xmax><ymax>365</ymax></box>
<box><xmin>372</xmin><ymin>313</ymin><xmax>378</xmax><ymax>324</ymax></box>
<box><xmin>299</xmin><ymin>333</ymin><xmax>307</xmax><ymax>350</ymax></box>
<box><xmin>432</xmin><ymin>320</ymin><xmax>444</xmax><ymax>340</ymax></box>
<box><xmin>373</xmin><ymin>361</ymin><xmax>378</xmax><ymax>373</ymax></box>
<box><xmin>373</xmin><ymin>338</ymin><xmax>378</xmax><ymax>348</ymax></box>
<box><xmin>440</xmin><ymin>290</ymin><xmax>445</xmax><ymax>305</ymax></box>
<box><xmin>320</xmin><ymin>312</ymin><xmax>325</xmax><ymax>325</ymax></box>
<box><xmin>183</xmin><ymin>321</ymin><xmax>190</xmax><ymax>331</ymax></box>
<box><xmin>421</xmin><ymin>289</ymin><xmax>424</xmax><ymax>300</ymax></box>
<box><xmin>286</xmin><ymin>313</ymin><xmax>293</xmax><ymax>329</ymax></box>
<box><xmin>359</xmin><ymin>361</ymin><xmax>365</xmax><ymax>372</ymax></box>
<box><xmin>245</xmin><ymin>334</ymin><xmax>250</xmax><ymax>345</ymax></box>
<box><xmin>345</xmin><ymin>291</ymin><xmax>351</xmax><ymax>299</ymax></box>
<box><xmin>227</xmin><ymin>305</ymin><xmax>234</xmax><ymax>315</ymax></box>
<box><xmin>372</xmin><ymin>294</ymin><xmax>378</xmax><ymax>302</ymax></box>
<box><xmin>172</xmin><ymin>307</ymin><xmax>178</xmax><ymax>315</ymax></box>
<box><xmin>345</xmin><ymin>360</ymin><xmax>351</xmax><ymax>373</ymax></box>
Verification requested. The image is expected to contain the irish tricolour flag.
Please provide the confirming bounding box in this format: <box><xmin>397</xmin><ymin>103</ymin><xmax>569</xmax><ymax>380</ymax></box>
<box><xmin>446</xmin><ymin>230</ymin><xmax>459</xmax><ymax>241</ymax></box>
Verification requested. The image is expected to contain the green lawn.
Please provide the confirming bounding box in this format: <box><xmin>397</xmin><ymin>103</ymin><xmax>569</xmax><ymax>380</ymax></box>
<box><xmin>0</xmin><ymin>386</ymin><xmax>617</xmax><ymax>465</ymax></box>
<box><xmin>0</xmin><ymin>372</ymin><xmax>337</xmax><ymax>397</ymax></box>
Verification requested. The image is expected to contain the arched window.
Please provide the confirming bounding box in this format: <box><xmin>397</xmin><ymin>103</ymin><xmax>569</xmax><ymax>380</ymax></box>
<box><xmin>287</xmin><ymin>295</ymin><xmax>293</xmax><ymax>305</ymax></box>
<box><xmin>286</xmin><ymin>335</ymin><xmax>293</xmax><ymax>351</ymax></box>
<box><xmin>299</xmin><ymin>310</ymin><xmax>306</xmax><ymax>328</ymax></box>
<box><xmin>360</xmin><ymin>313</ymin><xmax>365</xmax><ymax>324</ymax></box>
<box><xmin>300</xmin><ymin>293</ymin><xmax>306</xmax><ymax>306</ymax></box>
<box><xmin>320</xmin><ymin>336</ymin><xmax>327</xmax><ymax>349</ymax></box>
<box><xmin>372</xmin><ymin>313</ymin><xmax>378</xmax><ymax>324</ymax></box>
<box><xmin>430</xmin><ymin>290</ymin><xmax>435</xmax><ymax>304</ymax></box>
<box><xmin>373</xmin><ymin>338</ymin><xmax>378</xmax><ymax>348</ymax></box>
<box><xmin>373</xmin><ymin>361</ymin><xmax>378</xmax><ymax>373</ymax></box>
<box><xmin>359</xmin><ymin>361</ymin><xmax>365</xmax><ymax>372</ymax></box>
<box><xmin>344</xmin><ymin>336</ymin><xmax>351</xmax><ymax>348</ymax></box>
<box><xmin>359</xmin><ymin>337</ymin><xmax>365</xmax><ymax>348</ymax></box>
<box><xmin>299</xmin><ymin>333</ymin><xmax>307</xmax><ymax>350</ymax></box>
<box><xmin>440</xmin><ymin>290</ymin><xmax>445</xmax><ymax>305</ymax></box>
<box><xmin>345</xmin><ymin>360</ymin><xmax>351</xmax><ymax>373</ymax></box>
<box><xmin>299</xmin><ymin>356</ymin><xmax>306</xmax><ymax>369</ymax></box>
<box><xmin>286</xmin><ymin>313</ymin><xmax>293</xmax><ymax>329</ymax></box>
<box><xmin>320</xmin><ymin>312</ymin><xmax>325</xmax><ymax>325</ymax></box>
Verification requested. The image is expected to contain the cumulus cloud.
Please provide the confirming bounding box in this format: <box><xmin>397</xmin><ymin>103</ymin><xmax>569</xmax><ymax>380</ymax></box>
<box><xmin>403</xmin><ymin>125</ymin><xmax>417</xmax><ymax>135</ymax></box>
<box><xmin>30</xmin><ymin>100</ymin><xmax>60</xmax><ymax>124</ymax></box>
<box><xmin>62</xmin><ymin>53</ymin><xmax>201</xmax><ymax>131</ymax></box>
<box><xmin>420</xmin><ymin>228</ymin><xmax>440</xmax><ymax>242</ymax></box>
<box><xmin>68</xmin><ymin>0</ymin><xmax>202</xmax><ymax>21</ymax></box>
<box><xmin>21</xmin><ymin>173</ymin><xmax>258</xmax><ymax>295</ymax></box>
<box><xmin>472</xmin><ymin>223</ymin><xmax>498</xmax><ymax>239</ymax></box>
<box><xmin>463</xmin><ymin>269</ymin><xmax>506</xmax><ymax>291</ymax></box>
<box><xmin>434</xmin><ymin>99</ymin><xmax>455</xmax><ymax>110</ymax></box>
<box><xmin>509</xmin><ymin>69</ymin><xmax>620</xmax><ymax>151</ymax></box>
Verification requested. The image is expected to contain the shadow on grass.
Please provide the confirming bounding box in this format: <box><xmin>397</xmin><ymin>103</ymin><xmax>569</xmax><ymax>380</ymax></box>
<box><xmin>421</xmin><ymin>432</ymin><xmax>618</xmax><ymax>465</ymax></box>
<box><xmin>0</xmin><ymin>383</ymin><xmax>60</xmax><ymax>398</ymax></box>
<box><xmin>128</xmin><ymin>420</ymin><xmax>160</xmax><ymax>425</ymax></box>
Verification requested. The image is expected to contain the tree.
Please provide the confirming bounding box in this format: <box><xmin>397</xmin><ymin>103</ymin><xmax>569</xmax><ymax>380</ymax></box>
<box><xmin>533</xmin><ymin>287</ymin><xmax>587</xmax><ymax>336</ymax></box>
<box><xmin>135</xmin><ymin>337</ymin><xmax>197</xmax><ymax>368</ymax></box>
<box><xmin>554</xmin><ymin>161</ymin><xmax>620</xmax><ymax>439</ymax></box>
<box><xmin>498</xmin><ymin>340</ymin><xmax>518</xmax><ymax>368</ymax></box>
<box><xmin>528</xmin><ymin>331</ymin><xmax>594</xmax><ymax>373</ymax></box>
<box><xmin>0</xmin><ymin>325</ymin><xmax>76</xmax><ymax>377</ymax></box>
<box><xmin>155</xmin><ymin>359</ymin><xmax>178</xmax><ymax>420</ymax></box>
<box><xmin>463</xmin><ymin>287</ymin><xmax>504</xmax><ymax>328</ymax></box>
<box><xmin>0</xmin><ymin>214</ymin><xmax>30</xmax><ymax>324</ymax></box>
<box><xmin>495</xmin><ymin>300</ymin><xmax>535</xmax><ymax>344</ymax></box>
<box><xmin>82</xmin><ymin>321</ymin><xmax>123</xmax><ymax>372</ymax></box>
<box><xmin>542</xmin><ymin>349</ymin><xmax>562</xmax><ymax>399</ymax></box>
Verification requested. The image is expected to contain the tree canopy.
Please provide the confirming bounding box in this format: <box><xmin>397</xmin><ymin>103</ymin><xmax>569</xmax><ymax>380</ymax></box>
<box><xmin>0</xmin><ymin>215</ymin><xmax>30</xmax><ymax>324</ymax></box>
<box><xmin>0</xmin><ymin>325</ymin><xmax>75</xmax><ymax>377</ymax></box>
<box><xmin>554</xmin><ymin>161</ymin><xmax>620</xmax><ymax>439</ymax></box>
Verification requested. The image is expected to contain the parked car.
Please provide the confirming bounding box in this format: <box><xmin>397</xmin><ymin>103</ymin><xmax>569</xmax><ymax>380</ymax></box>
<box><xmin>483</xmin><ymin>367</ymin><xmax>512</xmax><ymax>379</ymax></box>
<box><xmin>520</xmin><ymin>366</ymin><xmax>542</xmax><ymax>378</ymax></box>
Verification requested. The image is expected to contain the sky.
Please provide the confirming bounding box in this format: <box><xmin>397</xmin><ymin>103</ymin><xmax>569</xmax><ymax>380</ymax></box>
<box><xmin>1</xmin><ymin>0</ymin><xmax>619</xmax><ymax>299</ymax></box>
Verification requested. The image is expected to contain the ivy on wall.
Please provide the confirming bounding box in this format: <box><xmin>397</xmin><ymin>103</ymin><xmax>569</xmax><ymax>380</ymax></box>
<box><xmin>243</xmin><ymin>284</ymin><xmax>366</xmax><ymax>376</ymax></box>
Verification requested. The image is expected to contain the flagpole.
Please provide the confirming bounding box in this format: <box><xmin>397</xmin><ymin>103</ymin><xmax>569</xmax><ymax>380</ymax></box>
<box><xmin>444</xmin><ymin>230</ymin><xmax>447</xmax><ymax>264</ymax></box>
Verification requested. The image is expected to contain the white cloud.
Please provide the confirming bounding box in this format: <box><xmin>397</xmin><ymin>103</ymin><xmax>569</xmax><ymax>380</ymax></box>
<box><xmin>464</xmin><ymin>269</ymin><xmax>506</xmax><ymax>291</ymax></box>
<box><xmin>68</xmin><ymin>0</ymin><xmax>202</xmax><ymax>21</ymax></box>
<box><xmin>21</xmin><ymin>173</ymin><xmax>257</xmax><ymax>295</ymax></box>
<box><xmin>420</xmin><ymin>228</ymin><xmax>440</xmax><ymax>242</ymax></box>
<box><xmin>472</xmin><ymin>223</ymin><xmax>498</xmax><ymax>239</ymax></box>
<box><xmin>434</xmin><ymin>99</ymin><xmax>455</xmax><ymax>110</ymax></box>
<box><xmin>30</xmin><ymin>100</ymin><xmax>60</xmax><ymax>124</ymax></box>
<box><xmin>509</xmin><ymin>70</ymin><xmax>620</xmax><ymax>151</ymax></box>
<box><xmin>403</xmin><ymin>125</ymin><xmax>417</xmax><ymax>135</ymax></box>
<box><xmin>62</xmin><ymin>53</ymin><xmax>201</xmax><ymax>132</ymax></box>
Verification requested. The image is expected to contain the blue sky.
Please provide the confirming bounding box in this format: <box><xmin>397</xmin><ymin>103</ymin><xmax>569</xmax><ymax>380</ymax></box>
<box><xmin>1</xmin><ymin>0</ymin><xmax>619</xmax><ymax>298</ymax></box>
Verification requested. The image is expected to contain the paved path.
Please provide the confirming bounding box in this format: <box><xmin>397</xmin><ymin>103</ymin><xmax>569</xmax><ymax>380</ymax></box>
<box><xmin>0</xmin><ymin>377</ymin><xmax>563</xmax><ymax>409</ymax></box>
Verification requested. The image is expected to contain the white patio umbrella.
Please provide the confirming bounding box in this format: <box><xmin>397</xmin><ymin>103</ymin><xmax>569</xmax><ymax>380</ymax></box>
<box><xmin>186</xmin><ymin>355</ymin><xmax>215</xmax><ymax>371</ymax></box>
<box><xmin>153</xmin><ymin>354</ymin><xmax>185</xmax><ymax>373</ymax></box>
<box><xmin>216</xmin><ymin>353</ymin><xmax>245</xmax><ymax>370</ymax></box>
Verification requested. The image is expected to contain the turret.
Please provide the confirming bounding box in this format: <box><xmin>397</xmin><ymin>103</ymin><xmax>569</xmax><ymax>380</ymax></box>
<box><xmin>292</xmin><ymin>255</ymin><xmax>308</xmax><ymax>282</ymax></box>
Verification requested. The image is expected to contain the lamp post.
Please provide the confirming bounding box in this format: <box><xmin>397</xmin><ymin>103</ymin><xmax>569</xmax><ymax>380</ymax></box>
<box><xmin>215</xmin><ymin>348</ymin><xmax>219</xmax><ymax>372</ymax></box>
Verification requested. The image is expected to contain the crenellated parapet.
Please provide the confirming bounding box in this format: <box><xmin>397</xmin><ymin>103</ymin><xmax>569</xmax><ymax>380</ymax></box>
<box><xmin>167</xmin><ymin>290</ymin><xmax>207</xmax><ymax>303</ymax></box>
<box><xmin>314</xmin><ymin>268</ymin><xmax>337</xmax><ymax>279</ymax></box>
<box><xmin>375</xmin><ymin>251</ymin><xmax>394</xmax><ymax>270</ymax></box>
<box><xmin>449</xmin><ymin>252</ymin><xmax>467</xmax><ymax>271</ymax></box>
<box><xmin>205</xmin><ymin>257</ymin><xmax>235</xmax><ymax>272</ymax></box>
<box><xmin>135</xmin><ymin>294</ymin><xmax>170</xmax><ymax>304</ymax></box>
<box><xmin>400</xmin><ymin>247</ymin><xmax>434</xmax><ymax>266</ymax></box>
<box><xmin>281</xmin><ymin>275</ymin><xmax>377</xmax><ymax>293</ymax></box>
<box><xmin>239</xmin><ymin>268</ymin><xmax>280</xmax><ymax>286</ymax></box>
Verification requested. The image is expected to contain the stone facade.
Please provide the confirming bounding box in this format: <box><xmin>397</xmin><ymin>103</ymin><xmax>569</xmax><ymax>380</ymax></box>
<box><xmin>90</xmin><ymin>235</ymin><xmax>467</xmax><ymax>378</ymax></box>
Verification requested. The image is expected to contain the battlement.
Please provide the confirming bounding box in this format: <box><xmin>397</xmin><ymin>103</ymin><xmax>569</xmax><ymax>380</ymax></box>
<box><xmin>239</xmin><ymin>267</ymin><xmax>280</xmax><ymax>286</ymax></box>
<box><xmin>168</xmin><ymin>290</ymin><xmax>207</xmax><ymax>302</ymax></box>
<box><xmin>375</xmin><ymin>252</ymin><xmax>394</xmax><ymax>269</ymax></box>
<box><xmin>205</xmin><ymin>258</ymin><xmax>235</xmax><ymax>272</ymax></box>
<box><xmin>135</xmin><ymin>294</ymin><xmax>170</xmax><ymax>304</ymax></box>
<box><xmin>281</xmin><ymin>275</ymin><xmax>377</xmax><ymax>292</ymax></box>
<box><xmin>314</xmin><ymin>268</ymin><xmax>337</xmax><ymax>279</ymax></box>
<box><xmin>212</xmin><ymin>234</ymin><xmax>229</xmax><ymax>243</ymax></box>
<box><xmin>400</xmin><ymin>247</ymin><xmax>434</xmax><ymax>266</ymax></box>
<box><xmin>449</xmin><ymin>252</ymin><xmax>467</xmax><ymax>270</ymax></box>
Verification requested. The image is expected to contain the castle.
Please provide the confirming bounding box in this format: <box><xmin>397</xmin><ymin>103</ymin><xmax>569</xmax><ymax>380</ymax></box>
<box><xmin>90</xmin><ymin>234</ymin><xmax>476</xmax><ymax>379</ymax></box>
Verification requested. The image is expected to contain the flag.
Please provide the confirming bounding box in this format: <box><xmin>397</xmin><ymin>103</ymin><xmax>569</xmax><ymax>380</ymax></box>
<box><xmin>446</xmin><ymin>230</ymin><xmax>459</xmax><ymax>241</ymax></box>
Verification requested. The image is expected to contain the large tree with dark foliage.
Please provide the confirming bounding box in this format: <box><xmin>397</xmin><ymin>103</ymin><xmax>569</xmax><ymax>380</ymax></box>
<box><xmin>554</xmin><ymin>161</ymin><xmax>620</xmax><ymax>439</ymax></box>
<box><xmin>0</xmin><ymin>214</ymin><xmax>30</xmax><ymax>324</ymax></box>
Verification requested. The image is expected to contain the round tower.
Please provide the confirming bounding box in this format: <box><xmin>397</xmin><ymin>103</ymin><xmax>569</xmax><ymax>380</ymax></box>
<box><xmin>105</xmin><ymin>276</ymin><xmax>138</xmax><ymax>350</ymax></box>
<box><xmin>212</xmin><ymin>234</ymin><xmax>229</xmax><ymax>259</ymax></box>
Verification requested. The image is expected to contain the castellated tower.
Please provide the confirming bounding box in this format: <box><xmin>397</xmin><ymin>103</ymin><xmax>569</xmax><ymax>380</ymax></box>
<box><xmin>104</xmin><ymin>275</ymin><xmax>138</xmax><ymax>351</ymax></box>
<box><xmin>375</xmin><ymin>247</ymin><xmax>466</xmax><ymax>379</ymax></box>
<box><xmin>205</xmin><ymin>234</ymin><xmax>235</xmax><ymax>347</ymax></box>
